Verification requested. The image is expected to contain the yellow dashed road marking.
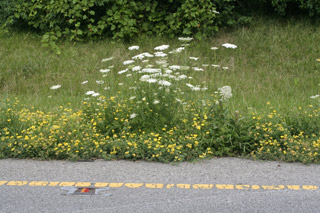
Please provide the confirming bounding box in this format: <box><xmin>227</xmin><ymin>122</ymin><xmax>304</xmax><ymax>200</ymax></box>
<box><xmin>95</xmin><ymin>182</ymin><xmax>109</xmax><ymax>187</ymax></box>
<box><xmin>0</xmin><ymin>180</ymin><xmax>319</xmax><ymax>191</ymax></box>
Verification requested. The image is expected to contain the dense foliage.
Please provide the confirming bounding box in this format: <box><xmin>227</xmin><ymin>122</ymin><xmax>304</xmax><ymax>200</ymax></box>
<box><xmin>1</xmin><ymin>0</ymin><xmax>319</xmax><ymax>54</ymax></box>
<box><xmin>2</xmin><ymin>0</ymin><xmax>234</xmax><ymax>53</ymax></box>
<box><xmin>0</xmin><ymin>0</ymin><xmax>16</xmax><ymax>24</ymax></box>
<box><xmin>270</xmin><ymin>0</ymin><xmax>320</xmax><ymax>16</ymax></box>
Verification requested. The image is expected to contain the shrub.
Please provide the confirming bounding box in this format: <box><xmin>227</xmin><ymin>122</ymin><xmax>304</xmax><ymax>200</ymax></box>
<box><xmin>259</xmin><ymin>0</ymin><xmax>320</xmax><ymax>16</ymax></box>
<box><xmin>0</xmin><ymin>0</ymin><xmax>16</xmax><ymax>24</ymax></box>
<box><xmin>3</xmin><ymin>0</ymin><xmax>247</xmax><ymax>53</ymax></box>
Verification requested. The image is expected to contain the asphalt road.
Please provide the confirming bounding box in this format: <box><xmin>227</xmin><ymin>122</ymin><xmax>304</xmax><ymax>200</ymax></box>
<box><xmin>1</xmin><ymin>157</ymin><xmax>320</xmax><ymax>213</ymax></box>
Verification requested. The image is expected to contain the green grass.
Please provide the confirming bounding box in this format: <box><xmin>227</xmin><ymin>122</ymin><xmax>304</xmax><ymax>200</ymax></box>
<box><xmin>0</xmin><ymin>16</ymin><xmax>320</xmax><ymax>163</ymax></box>
<box><xmin>1</xmin><ymin>16</ymin><xmax>319</xmax><ymax>114</ymax></box>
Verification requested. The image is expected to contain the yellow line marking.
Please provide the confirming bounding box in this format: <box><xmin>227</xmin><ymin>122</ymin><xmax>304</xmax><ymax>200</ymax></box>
<box><xmin>261</xmin><ymin>185</ymin><xmax>285</xmax><ymax>190</ymax></box>
<box><xmin>145</xmin><ymin>183</ymin><xmax>164</xmax><ymax>189</ymax></box>
<box><xmin>29</xmin><ymin>181</ymin><xmax>48</xmax><ymax>186</ymax></box>
<box><xmin>302</xmin><ymin>185</ymin><xmax>318</xmax><ymax>190</ymax></box>
<box><xmin>0</xmin><ymin>181</ymin><xmax>8</xmax><ymax>186</ymax></box>
<box><xmin>75</xmin><ymin>182</ymin><xmax>91</xmax><ymax>187</ymax></box>
<box><xmin>1</xmin><ymin>181</ymin><xmax>319</xmax><ymax>191</ymax></box>
<box><xmin>48</xmin><ymin>182</ymin><xmax>60</xmax><ymax>186</ymax></box>
<box><xmin>124</xmin><ymin>183</ymin><xmax>144</xmax><ymax>188</ymax></box>
<box><xmin>193</xmin><ymin>184</ymin><xmax>214</xmax><ymax>189</ymax></box>
<box><xmin>95</xmin><ymin>182</ymin><xmax>109</xmax><ymax>187</ymax></box>
<box><xmin>7</xmin><ymin>181</ymin><xmax>28</xmax><ymax>186</ymax></box>
<box><xmin>176</xmin><ymin>184</ymin><xmax>191</xmax><ymax>189</ymax></box>
<box><xmin>109</xmin><ymin>183</ymin><xmax>124</xmax><ymax>188</ymax></box>
<box><xmin>252</xmin><ymin>185</ymin><xmax>260</xmax><ymax>190</ymax></box>
<box><xmin>287</xmin><ymin>185</ymin><xmax>300</xmax><ymax>190</ymax></box>
<box><xmin>216</xmin><ymin>184</ymin><xmax>234</xmax><ymax>190</ymax></box>
<box><xmin>166</xmin><ymin>184</ymin><xmax>175</xmax><ymax>189</ymax></box>
<box><xmin>236</xmin><ymin>185</ymin><xmax>250</xmax><ymax>190</ymax></box>
<box><xmin>59</xmin><ymin>182</ymin><xmax>76</xmax><ymax>187</ymax></box>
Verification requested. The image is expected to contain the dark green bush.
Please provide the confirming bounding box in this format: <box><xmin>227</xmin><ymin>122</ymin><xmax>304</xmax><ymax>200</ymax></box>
<box><xmin>0</xmin><ymin>0</ymin><xmax>17</xmax><ymax>24</ymax></box>
<box><xmin>3</xmin><ymin>0</ymin><xmax>244</xmax><ymax>53</ymax></box>
<box><xmin>243</xmin><ymin>0</ymin><xmax>320</xmax><ymax>17</ymax></box>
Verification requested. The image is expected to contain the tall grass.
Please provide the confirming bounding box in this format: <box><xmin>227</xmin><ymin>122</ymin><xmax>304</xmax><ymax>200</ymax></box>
<box><xmin>1</xmin><ymin>16</ymin><xmax>320</xmax><ymax>163</ymax></box>
<box><xmin>0</xmin><ymin>16</ymin><xmax>319</xmax><ymax>115</ymax></box>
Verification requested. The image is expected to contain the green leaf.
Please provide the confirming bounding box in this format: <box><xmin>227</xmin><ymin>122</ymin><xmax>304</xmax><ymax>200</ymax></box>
<box><xmin>107</xmin><ymin>10</ymin><xmax>113</xmax><ymax>16</ymax></box>
<box><xmin>183</xmin><ymin>28</ymin><xmax>191</xmax><ymax>35</ymax></box>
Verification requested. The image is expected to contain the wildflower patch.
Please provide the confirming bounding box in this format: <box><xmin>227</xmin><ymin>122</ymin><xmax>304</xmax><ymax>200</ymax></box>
<box><xmin>0</xmin><ymin>38</ymin><xmax>319</xmax><ymax>164</ymax></box>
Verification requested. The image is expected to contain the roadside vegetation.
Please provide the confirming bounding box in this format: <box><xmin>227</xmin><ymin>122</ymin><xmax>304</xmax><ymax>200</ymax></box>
<box><xmin>0</xmin><ymin>0</ymin><xmax>319</xmax><ymax>163</ymax></box>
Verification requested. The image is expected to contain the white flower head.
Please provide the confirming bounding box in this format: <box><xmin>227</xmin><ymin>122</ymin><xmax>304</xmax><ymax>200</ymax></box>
<box><xmin>100</xmin><ymin>69</ymin><xmax>110</xmax><ymax>73</ymax></box>
<box><xmin>101</xmin><ymin>57</ymin><xmax>113</xmax><ymax>62</ymax></box>
<box><xmin>211</xmin><ymin>47</ymin><xmax>219</xmax><ymax>50</ymax></box>
<box><xmin>189</xmin><ymin>57</ymin><xmax>199</xmax><ymax>61</ymax></box>
<box><xmin>146</xmin><ymin>78</ymin><xmax>157</xmax><ymax>83</ymax></box>
<box><xmin>154</xmin><ymin>45</ymin><xmax>170</xmax><ymax>51</ymax></box>
<box><xmin>128</xmin><ymin>46</ymin><xmax>139</xmax><ymax>50</ymax></box>
<box><xmin>218</xmin><ymin>86</ymin><xmax>232</xmax><ymax>101</ymax></box>
<box><xmin>310</xmin><ymin>95</ymin><xmax>320</xmax><ymax>99</ymax></box>
<box><xmin>153</xmin><ymin>100</ymin><xmax>160</xmax><ymax>104</ymax></box>
<box><xmin>140</xmin><ymin>68</ymin><xmax>161</xmax><ymax>74</ymax></box>
<box><xmin>222</xmin><ymin>43</ymin><xmax>237</xmax><ymax>49</ymax></box>
<box><xmin>192</xmin><ymin>86</ymin><xmax>201</xmax><ymax>91</ymax></box>
<box><xmin>85</xmin><ymin>91</ymin><xmax>95</xmax><ymax>95</ymax></box>
<box><xmin>132</xmin><ymin>66</ymin><xmax>141</xmax><ymax>71</ymax></box>
<box><xmin>118</xmin><ymin>68</ymin><xmax>128</xmax><ymax>74</ymax></box>
<box><xmin>123</xmin><ymin>60</ymin><xmax>135</xmax><ymax>65</ymax></box>
<box><xmin>178</xmin><ymin>37</ymin><xmax>193</xmax><ymax>42</ymax></box>
<box><xmin>50</xmin><ymin>85</ymin><xmax>61</xmax><ymax>90</ymax></box>
<box><xmin>177</xmin><ymin>74</ymin><xmax>187</xmax><ymax>80</ymax></box>
<box><xmin>158</xmin><ymin>80</ymin><xmax>172</xmax><ymax>87</ymax></box>
<box><xmin>92</xmin><ymin>92</ymin><xmax>100</xmax><ymax>97</ymax></box>
<box><xmin>81</xmin><ymin>80</ymin><xmax>88</xmax><ymax>84</ymax></box>
<box><xmin>129</xmin><ymin>96</ymin><xmax>136</xmax><ymax>100</ymax></box>
<box><xmin>169</xmin><ymin>47</ymin><xmax>185</xmax><ymax>54</ymax></box>
<box><xmin>212</xmin><ymin>10</ymin><xmax>220</xmax><ymax>14</ymax></box>
<box><xmin>192</xmin><ymin>67</ymin><xmax>204</xmax><ymax>71</ymax></box>
<box><xmin>154</xmin><ymin>52</ymin><xmax>167</xmax><ymax>57</ymax></box>
<box><xmin>140</xmin><ymin>75</ymin><xmax>150</xmax><ymax>82</ymax></box>
<box><xmin>169</xmin><ymin>65</ymin><xmax>181</xmax><ymax>70</ymax></box>
<box><xmin>130</xmin><ymin>113</ymin><xmax>137</xmax><ymax>119</ymax></box>
<box><xmin>96</xmin><ymin>80</ymin><xmax>104</xmax><ymax>84</ymax></box>
<box><xmin>132</xmin><ymin>53</ymin><xmax>146</xmax><ymax>60</ymax></box>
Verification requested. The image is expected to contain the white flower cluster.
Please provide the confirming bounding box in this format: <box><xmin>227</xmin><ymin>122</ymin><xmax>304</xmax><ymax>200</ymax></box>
<box><xmin>222</xmin><ymin>43</ymin><xmax>237</xmax><ymax>49</ymax></box>
<box><xmin>218</xmin><ymin>86</ymin><xmax>232</xmax><ymax>101</ymax></box>
<box><xmin>50</xmin><ymin>85</ymin><xmax>61</xmax><ymax>90</ymax></box>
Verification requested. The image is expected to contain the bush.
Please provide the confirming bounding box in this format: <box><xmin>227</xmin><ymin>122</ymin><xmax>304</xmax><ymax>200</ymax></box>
<box><xmin>0</xmin><ymin>0</ymin><xmax>16</xmax><ymax>24</ymax></box>
<box><xmin>246</xmin><ymin>0</ymin><xmax>320</xmax><ymax>17</ymax></box>
<box><xmin>272</xmin><ymin>0</ymin><xmax>320</xmax><ymax>16</ymax></box>
<box><xmin>3</xmin><ymin>0</ymin><xmax>248</xmax><ymax>53</ymax></box>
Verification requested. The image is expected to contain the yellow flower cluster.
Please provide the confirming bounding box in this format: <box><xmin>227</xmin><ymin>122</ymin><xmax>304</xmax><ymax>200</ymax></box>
<box><xmin>250</xmin><ymin>104</ymin><xmax>320</xmax><ymax>164</ymax></box>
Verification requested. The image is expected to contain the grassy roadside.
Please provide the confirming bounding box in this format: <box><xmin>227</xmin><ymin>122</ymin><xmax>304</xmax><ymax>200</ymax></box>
<box><xmin>0</xmin><ymin>16</ymin><xmax>320</xmax><ymax>163</ymax></box>
<box><xmin>1</xmin><ymin>17</ymin><xmax>319</xmax><ymax>113</ymax></box>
